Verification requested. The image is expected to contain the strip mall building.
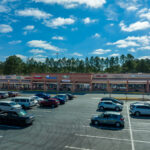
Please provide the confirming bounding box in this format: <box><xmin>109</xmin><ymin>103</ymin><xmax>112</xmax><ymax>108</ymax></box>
<box><xmin>0</xmin><ymin>73</ymin><xmax>150</xmax><ymax>93</ymax></box>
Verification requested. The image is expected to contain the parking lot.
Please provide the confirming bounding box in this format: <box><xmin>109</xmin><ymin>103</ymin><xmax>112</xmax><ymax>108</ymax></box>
<box><xmin>0</xmin><ymin>93</ymin><xmax>150</xmax><ymax>150</ymax></box>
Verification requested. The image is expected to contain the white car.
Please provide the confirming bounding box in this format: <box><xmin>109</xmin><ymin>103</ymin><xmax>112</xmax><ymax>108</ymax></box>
<box><xmin>0</xmin><ymin>101</ymin><xmax>21</xmax><ymax>112</ymax></box>
<box><xmin>130</xmin><ymin>103</ymin><xmax>150</xmax><ymax>116</ymax></box>
<box><xmin>31</xmin><ymin>96</ymin><xmax>44</xmax><ymax>104</ymax></box>
<box><xmin>11</xmin><ymin>97</ymin><xmax>35</xmax><ymax>109</ymax></box>
<box><xmin>98</xmin><ymin>101</ymin><xmax>123</xmax><ymax>111</ymax></box>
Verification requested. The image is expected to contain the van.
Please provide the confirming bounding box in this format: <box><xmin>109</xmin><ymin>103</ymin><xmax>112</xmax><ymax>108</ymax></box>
<box><xmin>11</xmin><ymin>97</ymin><xmax>35</xmax><ymax>109</ymax></box>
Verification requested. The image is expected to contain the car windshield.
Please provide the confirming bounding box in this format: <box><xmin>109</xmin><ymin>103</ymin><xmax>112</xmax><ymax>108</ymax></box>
<box><xmin>18</xmin><ymin>110</ymin><xmax>27</xmax><ymax>116</ymax></box>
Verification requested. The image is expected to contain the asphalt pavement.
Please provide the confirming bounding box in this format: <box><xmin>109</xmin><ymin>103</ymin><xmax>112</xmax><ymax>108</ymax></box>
<box><xmin>0</xmin><ymin>93</ymin><xmax>150</xmax><ymax>150</ymax></box>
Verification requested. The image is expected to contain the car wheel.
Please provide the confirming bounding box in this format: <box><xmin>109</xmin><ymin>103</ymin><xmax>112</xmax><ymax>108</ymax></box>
<box><xmin>135</xmin><ymin>111</ymin><xmax>140</xmax><ymax>117</ymax></box>
<box><xmin>115</xmin><ymin>107</ymin><xmax>120</xmax><ymax>111</ymax></box>
<box><xmin>115</xmin><ymin>122</ymin><xmax>121</xmax><ymax>127</ymax></box>
<box><xmin>94</xmin><ymin>120</ymin><xmax>99</xmax><ymax>126</ymax></box>
<box><xmin>100</xmin><ymin>106</ymin><xmax>104</xmax><ymax>110</ymax></box>
<box><xmin>22</xmin><ymin>105</ymin><xmax>26</xmax><ymax>109</ymax></box>
<box><xmin>51</xmin><ymin>104</ymin><xmax>55</xmax><ymax>108</ymax></box>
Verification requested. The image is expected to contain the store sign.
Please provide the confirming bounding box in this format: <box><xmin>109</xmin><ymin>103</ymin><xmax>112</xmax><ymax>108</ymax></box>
<box><xmin>24</xmin><ymin>76</ymin><xmax>31</xmax><ymax>79</ymax></box>
<box><xmin>62</xmin><ymin>75</ymin><xmax>70</xmax><ymax>79</ymax></box>
<box><xmin>62</xmin><ymin>80</ymin><xmax>70</xmax><ymax>82</ymax></box>
<box><xmin>46</xmin><ymin>75</ymin><xmax>57</xmax><ymax>79</ymax></box>
<box><xmin>94</xmin><ymin>74</ymin><xmax>107</xmax><ymax>78</ymax></box>
<box><xmin>16</xmin><ymin>76</ymin><xmax>21</xmax><ymax>79</ymax></box>
<box><xmin>131</xmin><ymin>74</ymin><xmax>150</xmax><ymax>78</ymax></box>
<box><xmin>33</xmin><ymin>75</ymin><xmax>43</xmax><ymax>79</ymax></box>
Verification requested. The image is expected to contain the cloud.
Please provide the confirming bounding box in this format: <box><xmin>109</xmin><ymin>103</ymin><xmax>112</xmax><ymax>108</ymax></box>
<box><xmin>92</xmin><ymin>49</ymin><xmax>111</xmax><ymax>55</ymax></box>
<box><xmin>137</xmin><ymin>46</ymin><xmax>150</xmax><ymax>50</ymax></box>
<box><xmin>43</xmin><ymin>17</ymin><xmax>75</xmax><ymax>28</ymax></box>
<box><xmin>27</xmin><ymin>40</ymin><xmax>61</xmax><ymax>51</ymax></box>
<box><xmin>107</xmin><ymin>35</ymin><xmax>150</xmax><ymax>48</ymax></box>
<box><xmin>16</xmin><ymin>54</ymin><xmax>27</xmax><ymax>60</ymax></box>
<box><xmin>72</xmin><ymin>52</ymin><xmax>83</xmax><ymax>57</ymax></box>
<box><xmin>139</xmin><ymin>56</ymin><xmax>150</xmax><ymax>60</ymax></box>
<box><xmin>128</xmin><ymin>48</ymin><xmax>136</xmax><ymax>52</ymax></box>
<box><xmin>29</xmin><ymin>49</ymin><xmax>45</xmax><ymax>54</ymax></box>
<box><xmin>16</xmin><ymin>8</ymin><xmax>52</xmax><ymax>19</ymax></box>
<box><xmin>24</xmin><ymin>25</ymin><xmax>35</xmax><ymax>30</ymax></box>
<box><xmin>120</xmin><ymin>21</ymin><xmax>150</xmax><ymax>32</ymax></box>
<box><xmin>83</xmin><ymin>17</ymin><xmax>98</xmax><ymax>24</ymax></box>
<box><xmin>0</xmin><ymin>24</ymin><xmax>13</xmax><ymax>33</ymax></box>
<box><xmin>92</xmin><ymin>33</ymin><xmax>100</xmax><ymax>38</ymax></box>
<box><xmin>0</xmin><ymin>5</ymin><xmax>9</xmax><ymax>13</ymax></box>
<box><xmin>117</xmin><ymin>1</ymin><xmax>138</xmax><ymax>12</ymax></box>
<box><xmin>109</xmin><ymin>53</ymin><xmax>119</xmax><ymax>57</ymax></box>
<box><xmin>105</xmin><ymin>5</ymin><xmax>118</xmax><ymax>21</ymax></box>
<box><xmin>8</xmin><ymin>40</ymin><xmax>22</xmax><ymax>44</ymax></box>
<box><xmin>33</xmin><ymin>0</ymin><xmax>106</xmax><ymax>9</ymax></box>
<box><xmin>32</xmin><ymin>54</ymin><xmax>46</xmax><ymax>62</ymax></box>
<box><xmin>139</xmin><ymin>8</ymin><xmax>150</xmax><ymax>20</ymax></box>
<box><xmin>52</xmin><ymin>36</ymin><xmax>64</xmax><ymax>40</ymax></box>
<box><xmin>107</xmin><ymin>40</ymin><xmax>139</xmax><ymax>48</ymax></box>
<box><xmin>71</xmin><ymin>27</ymin><xmax>78</xmax><ymax>31</ymax></box>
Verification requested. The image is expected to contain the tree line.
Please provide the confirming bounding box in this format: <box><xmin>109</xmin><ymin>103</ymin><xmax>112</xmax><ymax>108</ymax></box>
<box><xmin>0</xmin><ymin>54</ymin><xmax>150</xmax><ymax>75</ymax></box>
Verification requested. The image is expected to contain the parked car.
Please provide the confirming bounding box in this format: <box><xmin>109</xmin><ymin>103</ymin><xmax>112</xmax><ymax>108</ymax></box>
<box><xmin>8</xmin><ymin>91</ymin><xmax>18</xmax><ymax>97</ymax></box>
<box><xmin>0</xmin><ymin>92</ymin><xmax>9</xmax><ymax>99</ymax></box>
<box><xmin>35</xmin><ymin>93</ymin><xmax>50</xmax><ymax>99</ymax></box>
<box><xmin>66</xmin><ymin>93</ymin><xmax>74</xmax><ymax>100</ymax></box>
<box><xmin>91</xmin><ymin>111</ymin><xmax>124</xmax><ymax>127</ymax></box>
<box><xmin>39</xmin><ymin>98</ymin><xmax>60</xmax><ymax>107</ymax></box>
<box><xmin>0</xmin><ymin>110</ymin><xmax>35</xmax><ymax>126</ymax></box>
<box><xmin>11</xmin><ymin>97</ymin><xmax>35</xmax><ymax>109</ymax></box>
<box><xmin>130</xmin><ymin>103</ymin><xmax>150</xmax><ymax>116</ymax></box>
<box><xmin>0</xmin><ymin>101</ymin><xmax>21</xmax><ymax>112</ymax></box>
<box><xmin>53</xmin><ymin>96</ymin><xmax>65</xmax><ymax>104</ymax></box>
<box><xmin>31</xmin><ymin>96</ymin><xmax>44</xmax><ymax>104</ymax></box>
<box><xmin>98</xmin><ymin>101</ymin><xmax>123</xmax><ymax>111</ymax></box>
<box><xmin>101</xmin><ymin>97</ymin><xmax>124</xmax><ymax>105</ymax></box>
<box><xmin>130</xmin><ymin>101</ymin><xmax>150</xmax><ymax>109</ymax></box>
<box><xmin>55</xmin><ymin>94</ymin><xmax>68</xmax><ymax>101</ymax></box>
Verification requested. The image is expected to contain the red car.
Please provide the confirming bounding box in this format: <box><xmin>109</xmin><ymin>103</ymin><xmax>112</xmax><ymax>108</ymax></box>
<box><xmin>39</xmin><ymin>98</ymin><xmax>60</xmax><ymax>107</ymax></box>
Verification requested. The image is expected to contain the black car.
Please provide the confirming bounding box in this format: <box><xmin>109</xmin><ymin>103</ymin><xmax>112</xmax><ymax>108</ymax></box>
<box><xmin>8</xmin><ymin>91</ymin><xmax>18</xmax><ymax>97</ymax></box>
<box><xmin>0</xmin><ymin>110</ymin><xmax>35</xmax><ymax>126</ymax></box>
<box><xmin>101</xmin><ymin>97</ymin><xmax>124</xmax><ymax>105</ymax></box>
<box><xmin>35</xmin><ymin>93</ymin><xmax>50</xmax><ymax>99</ymax></box>
<box><xmin>66</xmin><ymin>93</ymin><xmax>74</xmax><ymax>100</ymax></box>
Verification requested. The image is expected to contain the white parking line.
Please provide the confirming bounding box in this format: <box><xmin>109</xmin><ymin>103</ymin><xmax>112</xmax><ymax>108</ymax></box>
<box><xmin>0</xmin><ymin>136</ymin><xmax>3</xmax><ymax>138</ymax></box>
<box><xmin>127</xmin><ymin>106</ymin><xmax>135</xmax><ymax>150</ymax></box>
<box><xmin>75</xmin><ymin>134</ymin><xmax>150</xmax><ymax>144</ymax></box>
<box><xmin>75</xmin><ymin>134</ymin><xmax>131</xmax><ymax>142</ymax></box>
<box><xmin>30</xmin><ymin>110</ymin><xmax>51</xmax><ymax>113</ymax></box>
<box><xmin>65</xmin><ymin>146</ymin><xmax>94</xmax><ymax>150</ymax></box>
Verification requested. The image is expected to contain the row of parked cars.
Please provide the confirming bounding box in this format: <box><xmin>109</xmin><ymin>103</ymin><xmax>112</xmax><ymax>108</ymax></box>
<box><xmin>0</xmin><ymin>93</ymin><xmax>75</xmax><ymax>126</ymax></box>
<box><xmin>91</xmin><ymin>97</ymin><xmax>150</xmax><ymax>128</ymax></box>
<box><xmin>0</xmin><ymin>91</ymin><xmax>18</xmax><ymax>99</ymax></box>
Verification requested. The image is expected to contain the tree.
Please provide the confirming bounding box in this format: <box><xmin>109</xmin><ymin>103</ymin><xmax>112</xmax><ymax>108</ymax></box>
<box><xmin>3</xmin><ymin>55</ymin><xmax>24</xmax><ymax>75</ymax></box>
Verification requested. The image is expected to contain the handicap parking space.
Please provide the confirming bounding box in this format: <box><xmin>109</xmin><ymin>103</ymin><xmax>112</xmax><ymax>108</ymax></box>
<box><xmin>0</xmin><ymin>93</ymin><xmax>150</xmax><ymax>150</ymax></box>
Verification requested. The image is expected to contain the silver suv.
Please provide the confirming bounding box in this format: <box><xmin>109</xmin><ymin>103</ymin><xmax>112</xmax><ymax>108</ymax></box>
<box><xmin>130</xmin><ymin>103</ymin><xmax>150</xmax><ymax>116</ymax></box>
<box><xmin>98</xmin><ymin>101</ymin><xmax>123</xmax><ymax>111</ymax></box>
<box><xmin>91</xmin><ymin>111</ymin><xmax>125</xmax><ymax>127</ymax></box>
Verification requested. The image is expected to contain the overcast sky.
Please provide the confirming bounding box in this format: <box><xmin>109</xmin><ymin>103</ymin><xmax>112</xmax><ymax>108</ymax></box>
<box><xmin>0</xmin><ymin>0</ymin><xmax>150</xmax><ymax>62</ymax></box>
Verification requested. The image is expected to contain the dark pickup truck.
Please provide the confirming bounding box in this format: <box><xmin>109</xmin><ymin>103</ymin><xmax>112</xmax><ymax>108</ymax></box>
<box><xmin>0</xmin><ymin>110</ymin><xmax>35</xmax><ymax>126</ymax></box>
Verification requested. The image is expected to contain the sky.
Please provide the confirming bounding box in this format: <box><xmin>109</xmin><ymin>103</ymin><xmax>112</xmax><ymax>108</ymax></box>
<box><xmin>0</xmin><ymin>0</ymin><xmax>150</xmax><ymax>62</ymax></box>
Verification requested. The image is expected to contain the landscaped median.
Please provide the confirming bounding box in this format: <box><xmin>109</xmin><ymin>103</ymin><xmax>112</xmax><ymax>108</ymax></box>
<box><xmin>114</xmin><ymin>97</ymin><xmax>150</xmax><ymax>101</ymax></box>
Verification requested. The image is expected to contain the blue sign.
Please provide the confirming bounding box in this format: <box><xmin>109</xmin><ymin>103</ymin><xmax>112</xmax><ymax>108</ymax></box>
<box><xmin>46</xmin><ymin>75</ymin><xmax>57</xmax><ymax>79</ymax></box>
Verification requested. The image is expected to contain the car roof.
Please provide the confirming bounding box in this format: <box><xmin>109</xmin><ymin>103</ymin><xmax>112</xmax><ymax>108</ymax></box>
<box><xmin>12</xmin><ymin>97</ymin><xmax>32</xmax><ymax>99</ymax></box>
<box><xmin>101</xmin><ymin>100</ymin><xmax>114</xmax><ymax>103</ymax></box>
<box><xmin>104</xmin><ymin>111</ymin><xmax>121</xmax><ymax>115</ymax></box>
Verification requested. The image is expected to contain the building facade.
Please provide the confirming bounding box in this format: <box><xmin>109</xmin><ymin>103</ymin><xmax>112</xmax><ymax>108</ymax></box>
<box><xmin>0</xmin><ymin>73</ymin><xmax>150</xmax><ymax>93</ymax></box>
